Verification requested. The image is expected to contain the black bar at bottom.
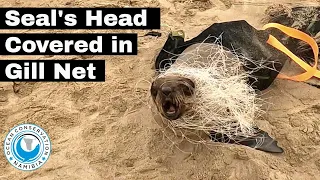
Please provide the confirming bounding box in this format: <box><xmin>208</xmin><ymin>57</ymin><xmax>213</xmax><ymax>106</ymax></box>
<box><xmin>0</xmin><ymin>60</ymin><xmax>105</xmax><ymax>82</ymax></box>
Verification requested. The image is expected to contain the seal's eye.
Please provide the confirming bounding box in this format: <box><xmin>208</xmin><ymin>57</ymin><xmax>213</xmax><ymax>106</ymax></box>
<box><xmin>150</xmin><ymin>82</ymin><xmax>158</xmax><ymax>97</ymax></box>
<box><xmin>179</xmin><ymin>78</ymin><xmax>195</xmax><ymax>96</ymax></box>
<box><xmin>182</xmin><ymin>85</ymin><xmax>194</xmax><ymax>96</ymax></box>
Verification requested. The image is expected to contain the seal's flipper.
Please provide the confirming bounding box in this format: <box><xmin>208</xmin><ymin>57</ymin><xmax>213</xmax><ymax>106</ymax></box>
<box><xmin>237</xmin><ymin>130</ymin><xmax>284</xmax><ymax>153</ymax></box>
<box><xmin>210</xmin><ymin>129</ymin><xmax>284</xmax><ymax>153</ymax></box>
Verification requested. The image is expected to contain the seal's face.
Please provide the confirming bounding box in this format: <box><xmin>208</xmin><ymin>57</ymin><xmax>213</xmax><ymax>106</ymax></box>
<box><xmin>151</xmin><ymin>76</ymin><xmax>195</xmax><ymax>120</ymax></box>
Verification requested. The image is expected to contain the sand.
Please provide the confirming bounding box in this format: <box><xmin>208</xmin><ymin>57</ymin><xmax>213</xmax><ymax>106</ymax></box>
<box><xmin>0</xmin><ymin>0</ymin><xmax>320</xmax><ymax>179</ymax></box>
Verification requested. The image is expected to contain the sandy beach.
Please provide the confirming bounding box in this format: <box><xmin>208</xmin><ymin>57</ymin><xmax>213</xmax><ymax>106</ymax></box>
<box><xmin>0</xmin><ymin>0</ymin><xmax>320</xmax><ymax>179</ymax></box>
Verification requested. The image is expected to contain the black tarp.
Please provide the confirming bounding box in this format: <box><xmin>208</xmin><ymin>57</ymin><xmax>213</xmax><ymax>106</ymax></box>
<box><xmin>155</xmin><ymin>20</ymin><xmax>289</xmax><ymax>91</ymax></box>
<box><xmin>155</xmin><ymin>10</ymin><xmax>320</xmax><ymax>91</ymax></box>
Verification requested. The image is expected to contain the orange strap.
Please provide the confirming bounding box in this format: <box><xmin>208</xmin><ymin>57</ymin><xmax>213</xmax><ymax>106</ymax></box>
<box><xmin>262</xmin><ymin>23</ymin><xmax>320</xmax><ymax>81</ymax></box>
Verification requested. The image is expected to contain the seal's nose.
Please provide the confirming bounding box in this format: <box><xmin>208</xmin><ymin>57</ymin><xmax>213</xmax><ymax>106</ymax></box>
<box><xmin>161</xmin><ymin>86</ymin><xmax>172</xmax><ymax>96</ymax></box>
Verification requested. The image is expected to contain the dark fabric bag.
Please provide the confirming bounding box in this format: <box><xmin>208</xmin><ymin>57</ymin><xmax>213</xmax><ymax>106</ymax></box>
<box><xmin>155</xmin><ymin>20</ymin><xmax>290</xmax><ymax>91</ymax></box>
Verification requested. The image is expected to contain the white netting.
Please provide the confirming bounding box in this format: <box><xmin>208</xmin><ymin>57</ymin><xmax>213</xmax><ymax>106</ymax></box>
<box><xmin>154</xmin><ymin>37</ymin><xmax>270</xmax><ymax>142</ymax></box>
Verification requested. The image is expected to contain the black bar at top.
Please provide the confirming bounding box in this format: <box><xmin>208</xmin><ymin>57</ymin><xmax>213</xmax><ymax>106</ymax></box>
<box><xmin>0</xmin><ymin>8</ymin><xmax>160</xmax><ymax>29</ymax></box>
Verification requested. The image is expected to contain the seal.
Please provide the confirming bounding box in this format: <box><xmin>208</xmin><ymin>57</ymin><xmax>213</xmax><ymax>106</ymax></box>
<box><xmin>151</xmin><ymin>42</ymin><xmax>284</xmax><ymax>153</ymax></box>
<box><xmin>151</xmin><ymin>75</ymin><xmax>194</xmax><ymax>120</ymax></box>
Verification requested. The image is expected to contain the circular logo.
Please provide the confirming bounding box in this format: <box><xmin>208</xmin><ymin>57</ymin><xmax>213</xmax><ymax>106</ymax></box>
<box><xmin>3</xmin><ymin>124</ymin><xmax>51</xmax><ymax>171</ymax></box>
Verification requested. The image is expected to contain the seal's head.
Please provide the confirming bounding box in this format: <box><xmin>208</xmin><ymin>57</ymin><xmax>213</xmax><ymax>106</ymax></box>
<box><xmin>151</xmin><ymin>76</ymin><xmax>195</xmax><ymax>120</ymax></box>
